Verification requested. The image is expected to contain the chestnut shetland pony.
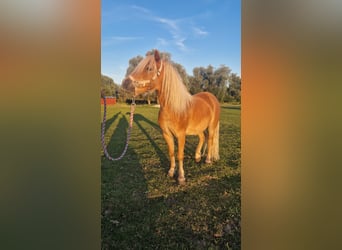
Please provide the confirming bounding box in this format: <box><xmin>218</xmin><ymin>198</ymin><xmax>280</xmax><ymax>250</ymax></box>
<box><xmin>127</xmin><ymin>50</ymin><xmax>220</xmax><ymax>184</ymax></box>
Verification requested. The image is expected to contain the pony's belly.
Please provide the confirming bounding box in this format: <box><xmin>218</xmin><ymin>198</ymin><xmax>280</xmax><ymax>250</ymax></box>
<box><xmin>185</xmin><ymin>120</ymin><xmax>208</xmax><ymax>135</ymax></box>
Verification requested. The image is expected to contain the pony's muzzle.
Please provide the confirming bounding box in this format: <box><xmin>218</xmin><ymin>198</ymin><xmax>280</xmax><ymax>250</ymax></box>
<box><xmin>122</xmin><ymin>76</ymin><xmax>135</xmax><ymax>93</ymax></box>
<box><xmin>123</xmin><ymin>76</ymin><xmax>140</xmax><ymax>97</ymax></box>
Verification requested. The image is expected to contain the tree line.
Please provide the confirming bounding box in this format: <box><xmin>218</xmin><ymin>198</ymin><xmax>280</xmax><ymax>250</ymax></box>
<box><xmin>101</xmin><ymin>51</ymin><xmax>241</xmax><ymax>104</ymax></box>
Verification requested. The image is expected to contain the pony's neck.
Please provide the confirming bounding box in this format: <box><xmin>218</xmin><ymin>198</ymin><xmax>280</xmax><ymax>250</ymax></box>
<box><xmin>156</xmin><ymin>90</ymin><xmax>170</xmax><ymax>109</ymax></box>
<box><xmin>157</xmin><ymin>61</ymin><xmax>192</xmax><ymax>114</ymax></box>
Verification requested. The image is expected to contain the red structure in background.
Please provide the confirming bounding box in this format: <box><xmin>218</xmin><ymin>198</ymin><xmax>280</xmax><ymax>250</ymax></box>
<box><xmin>101</xmin><ymin>96</ymin><xmax>116</xmax><ymax>105</ymax></box>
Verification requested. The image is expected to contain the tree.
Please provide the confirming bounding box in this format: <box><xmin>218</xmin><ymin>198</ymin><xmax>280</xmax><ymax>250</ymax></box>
<box><xmin>227</xmin><ymin>73</ymin><xmax>241</xmax><ymax>103</ymax></box>
<box><xmin>101</xmin><ymin>74</ymin><xmax>127</xmax><ymax>102</ymax></box>
<box><xmin>101</xmin><ymin>74</ymin><xmax>116</xmax><ymax>96</ymax></box>
<box><xmin>125</xmin><ymin>55</ymin><xmax>144</xmax><ymax>76</ymax></box>
<box><xmin>190</xmin><ymin>64</ymin><xmax>231</xmax><ymax>102</ymax></box>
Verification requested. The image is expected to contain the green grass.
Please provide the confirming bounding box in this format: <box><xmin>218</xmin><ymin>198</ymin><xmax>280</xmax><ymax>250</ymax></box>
<box><xmin>101</xmin><ymin>103</ymin><xmax>241</xmax><ymax>249</ymax></box>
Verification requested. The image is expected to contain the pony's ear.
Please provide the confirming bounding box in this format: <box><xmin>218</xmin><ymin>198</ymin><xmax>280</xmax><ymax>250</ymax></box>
<box><xmin>154</xmin><ymin>49</ymin><xmax>161</xmax><ymax>62</ymax></box>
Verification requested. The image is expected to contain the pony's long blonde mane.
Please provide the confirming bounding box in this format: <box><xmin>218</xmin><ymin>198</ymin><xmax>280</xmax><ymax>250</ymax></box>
<box><xmin>160</xmin><ymin>60</ymin><xmax>192</xmax><ymax>114</ymax></box>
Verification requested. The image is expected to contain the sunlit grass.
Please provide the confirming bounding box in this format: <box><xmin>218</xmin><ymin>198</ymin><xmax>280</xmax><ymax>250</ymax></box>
<box><xmin>101</xmin><ymin>103</ymin><xmax>240</xmax><ymax>249</ymax></box>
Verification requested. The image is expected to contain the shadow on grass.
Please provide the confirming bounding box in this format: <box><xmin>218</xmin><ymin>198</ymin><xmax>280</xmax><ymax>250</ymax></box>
<box><xmin>102</xmin><ymin>113</ymin><xmax>132</xmax><ymax>162</ymax></box>
<box><xmin>102</xmin><ymin>111</ymin><xmax>121</xmax><ymax>134</ymax></box>
<box><xmin>131</xmin><ymin>113</ymin><xmax>169</xmax><ymax>167</ymax></box>
<box><xmin>102</xmin><ymin>112</ymin><xmax>240</xmax><ymax>249</ymax></box>
<box><xmin>101</xmin><ymin>113</ymin><xmax>149</xmax><ymax>249</ymax></box>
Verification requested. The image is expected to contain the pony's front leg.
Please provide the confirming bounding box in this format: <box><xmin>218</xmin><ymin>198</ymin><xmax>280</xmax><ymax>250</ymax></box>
<box><xmin>177</xmin><ymin>134</ymin><xmax>186</xmax><ymax>185</ymax></box>
<box><xmin>162</xmin><ymin>131</ymin><xmax>176</xmax><ymax>178</ymax></box>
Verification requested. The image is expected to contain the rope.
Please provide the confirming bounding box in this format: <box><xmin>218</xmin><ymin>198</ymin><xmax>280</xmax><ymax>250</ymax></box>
<box><xmin>101</xmin><ymin>96</ymin><xmax>135</xmax><ymax>161</ymax></box>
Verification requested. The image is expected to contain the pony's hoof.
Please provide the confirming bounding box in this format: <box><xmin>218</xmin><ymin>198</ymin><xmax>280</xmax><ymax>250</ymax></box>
<box><xmin>178</xmin><ymin>177</ymin><xmax>186</xmax><ymax>185</ymax></box>
<box><xmin>168</xmin><ymin>170</ymin><xmax>175</xmax><ymax>178</ymax></box>
<box><xmin>195</xmin><ymin>157</ymin><xmax>201</xmax><ymax>163</ymax></box>
<box><xmin>205</xmin><ymin>159</ymin><xmax>212</xmax><ymax>164</ymax></box>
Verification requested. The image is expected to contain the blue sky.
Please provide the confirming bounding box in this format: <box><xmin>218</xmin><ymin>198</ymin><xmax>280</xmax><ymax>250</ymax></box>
<box><xmin>102</xmin><ymin>0</ymin><xmax>240</xmax><ymax>84</ymax></box>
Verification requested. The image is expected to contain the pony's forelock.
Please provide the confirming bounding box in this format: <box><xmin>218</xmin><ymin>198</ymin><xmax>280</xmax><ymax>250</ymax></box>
<box><xmin>131</xmin><ymin>55</ymin><xmax>156</xmax><ymax>76</ymax></box>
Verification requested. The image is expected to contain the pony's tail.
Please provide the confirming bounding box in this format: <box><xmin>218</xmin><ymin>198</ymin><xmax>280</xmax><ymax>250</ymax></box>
<box><xmin>211</xmin><ymin>122</ymin><xmax>220</xmax><ymax>161</ymax></box>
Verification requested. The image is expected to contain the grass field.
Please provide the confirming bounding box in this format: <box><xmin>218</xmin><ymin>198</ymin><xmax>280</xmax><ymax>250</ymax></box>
<box><xmin>101</xmin><ymin>103</ymin><xmax>241</xmax><ymax>249</ymax></box>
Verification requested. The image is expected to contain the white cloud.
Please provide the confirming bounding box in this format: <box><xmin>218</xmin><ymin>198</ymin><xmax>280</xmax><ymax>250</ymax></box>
<box><xmin>153</xmin><ymin>17</ymin><xmax>189</xmax><ymax>51</ymax></box>
<box><xmin>130</xmin><ymin>5</ymin><xmax>151</xmax><ymax>14</ymax></box>
<box><xmin>175</xmin><ymin>38</ymin><xmax>187</xmax><ymax>51</ymax></box>
<box><xmin>125</xmin><ymin>5</ymin><xmax>208</xmax><ymax>52</ymax></box>
<box><xmin>154</xmin><ymin>17</ymin><xmax>179</xmax><ymax>31</ymax></box>
<box><xmin>156</xmin><ymin>38</ymin><xmax>169</xmax><ymax>46</ymax></box>
<box><xmin>193</xmin><ymin>27</ymin><xmax>209</xmax><ymax>36</ymax></box>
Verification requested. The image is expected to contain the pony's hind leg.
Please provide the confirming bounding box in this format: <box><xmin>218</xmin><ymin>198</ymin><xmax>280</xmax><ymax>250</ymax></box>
<box><xmin>195</xmin><ymin>132</ymin><xmax>205</xmax><ymax>162</ymax></box>
<box><xmin>176</xmin><ymin>134</ymin><xmax>186</xmax><ymax>185</ymax></box>
<box><xmin>206</xmin><ymin>128</ymin><xmax>214</xmax><ymax>164</ymax></box>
